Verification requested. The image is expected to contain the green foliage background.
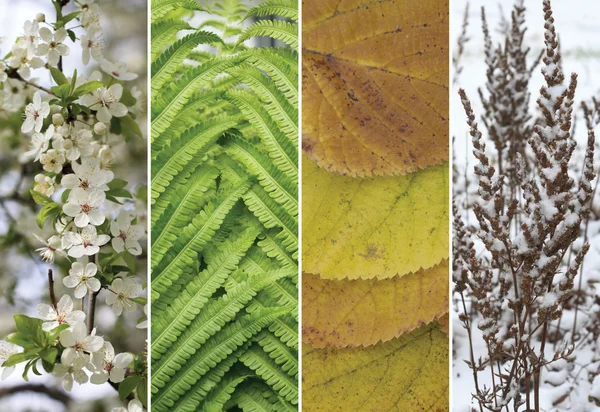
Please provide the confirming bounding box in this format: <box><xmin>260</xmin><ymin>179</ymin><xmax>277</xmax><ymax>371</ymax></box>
<box><xmin>150</xmin><ymin>0</ymin><xmax>298</xmax><ymax>410</ymax></box>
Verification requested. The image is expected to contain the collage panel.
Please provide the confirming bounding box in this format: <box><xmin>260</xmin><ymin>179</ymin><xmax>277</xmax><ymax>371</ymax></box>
<box><xmin>0</xmin><ymin>0</ymin><xmax>148</xmax><ymax>411</ymax></box>
<box><xmin>452</xmin><ymin>0</ymin><xmax>600</xmax><ymax>410</ymax></box>
<box><xmin>149</xmin><ymin>0</ymin><xmax>299</xmax><ymax>411</ymax></box>
<box><xmin>301</xmin><ymin>0</ymin><xmax>450</xmax><ymax>411</ymax></box>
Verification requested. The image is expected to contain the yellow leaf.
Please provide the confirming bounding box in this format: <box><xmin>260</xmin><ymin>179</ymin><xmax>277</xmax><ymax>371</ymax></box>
<box><xmin>302</xmin><ymin>322</ymin><xmax>449</xmax><ymax>411</ymax></box>
<box><xmin>303</xmin><ymin>260</ymin><xmax>448</xmax><ymax>348</ymax></box>
<box><xmin>302</xmin><ymin>156</ymin><xmax>449</xmax><ymax>280</ymax></box>
<box><xmin>302</xmin><ymin>0</ymin><xmax>449</xmax><ymax>177</ymax></box>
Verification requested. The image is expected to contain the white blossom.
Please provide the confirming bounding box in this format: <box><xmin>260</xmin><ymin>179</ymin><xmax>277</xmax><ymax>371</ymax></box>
<box><xmin>0</xmin><ymin>61</ymin><xmax>7</xmax><ymax>84</ymax></box>
<box><xmin>65</xmin><ymin>225</ymin><xmax>110</xmax><ymax>258</ymax></box>
<box><xmin>81</xmin><ymin>32</ymin><xmax>104</xmax><ymax>65</ymax></box>
<box><xmin>106</xmin><ymin>277</ymin><xmax>140</xmax><ymax>316</ymax></box>
<box><xmin>23</xmin><ymin>125</ymin><xmax>57</xmax><ymax>162</ymax></box>
<box><xmin>60</xmin><ymin>322</ymin><xmax>104</xmax><ymax>360</ymax></box>
<box><xmin>79</xmin><ymin>1</ymin><xmax>101</xmax><ymax>33</ymax></box>
<box><xmin>7</xmin><ymin>43</ymin><xmax>43</xmax><ymax>79</ymax></box>
<box><xmin>32</xmin><ymin>233</ymin><xmax>66</xmax><ymax>263</ymax></box>
<box><xmin>136</xmin><ymin>304</ymin><xmax>148</xmax><ymax>329</ymax></box>
<box><xmin>63</xmin><ymin>188</ymin><xmax>106</xmax><ymax>227</ymax></box>
<box><xmin>53</xmin><ymin>127</ymin><xmax>94</xmax><ymax>161</ymax></box>
<box><xmin>90</xmin><ymin>342</ymin><xmax>133</xmax><ymax>384</ymax></box>
<box><xmin>99</xmin><ymin>144</ymin><xmax>116</xmax><ymax>167</ymax></box>
<box><xmin>111</xmin><ymin>212</ymin><xmax>144</xmax><ymax>255</ymax></box>
<box><xmin>62</xmin><ymin>157</ymin><xmax>113</xmax><ymax>192</ymax></box>
<box><xmin>53</xmin><ymin>350</ymin><xmax>89</xmax><ymax>392</ymax></box>
<box><xmin>112</xmin><ymin>399</ymin><xmax>145</xmax><ymax>412</ymax></box>
<box><xmin>92</xmin><ymin>84</ymin><xmax>128</xmax><ymax>123</ymax></box>
<box><xmin>37</xmin><ymin>294</ymin><xmax>85</xmax><ymax>331</ymax></box>
<box><xmin>33</xmin><ymin>173</ymin><xmax>57</xmax><ymax>197</ymax></box>
<box><xmin>18</xmin><ymin>20</ymin><xmax>40</xmax><ymax>54</ymax></box>
<box><xmin>40</xmin><ymin>149</ymin><xmax>65</xmax><ymax>173</ymax></box>
<box><xmin>2</xmin><ymin>79</ymin><xmax>28</xmax><ymax>110</ymax></box>
<box><xmin>94</xmin><ymin>121</ymin><xmax>107</xmax><ymax>135</ymax></box>
<box><xmin>36</xmin><ymin>27</ymin><xmax>70</xmax><ymax>67</ymax></box>
<box><xmin>101</xmin><ymin>60</ymin><xmax>138</xmax><ymax>81</ymax></box>
<box><xmin>22</xmin><ymin>91</ymin><xmax>50</xmax><ymax>133</ymax></box>
<box><xmin>63</xmin><ymin>262</ymin><xmax>101</xmax><ymax>298</ymax></box>
<box><xmin>0</xmin><ymin>340</ymin><xmax>19</xmax><ymax>380</ymax></box>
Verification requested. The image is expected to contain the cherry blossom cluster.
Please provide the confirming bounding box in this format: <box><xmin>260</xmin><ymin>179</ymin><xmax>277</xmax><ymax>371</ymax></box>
<box><xmin>0</xmin><ymin>1</ymin><xmax>147</xmax><ymax>410</ymax></box>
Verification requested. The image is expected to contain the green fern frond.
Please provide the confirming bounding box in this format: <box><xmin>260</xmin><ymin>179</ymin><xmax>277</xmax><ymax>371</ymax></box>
<box><xmin>151</xmin><ymin>166</ymin><xmax>218</xmax><ymax>268</ymax></box>
<box><xmin>240</xmin><ymin>345</ymin><xmax>298</xmax><ymax>403</ymax></box>
<box><xmin>151</xmin><ymin>116</ymin><xmax>239</xmax><ymax>203</ymax></box>
<box><xmin>200</xmin><ymin>367</ymin><xmax>252</xmax><ymax>412</ymax></box>
<box><xmin>152</xmin><ymin>31</ymin><xmax>223</xmax><ymax>94</ymax></box>
<box><xmin>242</xmin><ymin>48</ymin><xmax>298</xmax><ymax>108</ymax></box>
<box><xmin>151</xmin><ymin>1</ymin><xmax>298</xmax><ymax>408</ymax></box>
<box><xmin>151</xmin><ymin>180</ymin><xmax>251</xmax><ymax>302</ymax></box>
<box><xmin>225</xmin><ymin>90</ymin><xmax>297</xmax><ymax>179</ymax></box>
<box><xmin>238</xmin><ymin>20</ymin><xmax>298</xmax><ymax>50</ymax></box>
<box><xmin>244</xmin><ymin>0</ymin><xmax>298</xmax><ymax>22</ymax></box>
<box><xmin>151</xmin><ymin>0</ymin><xmax>205</xmax><ymax>22</ymax></box>
<box><xmin>254</xmin><ymin>330</ymin><xmax>298</xmax><ymax>377</ymax></box>
<box><xmin>153</xmin><ymin>268</ymin><xmax>291</xmax><ymax>386</ymax></box>
<box><xmin>228</xmin><ymin>64</ymin><xmax>298</xmax><ymax>139</ymax></box>
<box><xmin>151</xmin><ymin>19</ymin><xmax>194</xmax><ymax>61</ymax></box>
<box><xmin>170</xmin><ymin>345</ymin><xmax>249</xmax><ymax>412</ymax></box>
<box><xmin>257</xmin><ymin>229</ymin><xmax>297</xmax><ymax>266</ymax></box>
<box><xmin>151</xmin><ymin>90</ymin><xmax>223</xmax><ymax>147</ymax></box>
<box><xmin>225</xmin><ymin>136</ymin><xmax>298</xmax><ymax>216</ymax></box>
<box><xmin>151</xmin><ymin>55</ymin><xmax>245</xmax><ymax>137</ymax></box>
<box><xmin>152</xmin><ymin>223</ymin><xmax>261</xmax><ymax>354</ymax></box>
<box><xmin>152</xmin><ymin>307</ymin><xmax>289</xmax><ymax>409</ymax></box>
<box><xmin>230</xmin><ymin>382</ymin><xmax>288</xmax><ymax>411</ymax></box>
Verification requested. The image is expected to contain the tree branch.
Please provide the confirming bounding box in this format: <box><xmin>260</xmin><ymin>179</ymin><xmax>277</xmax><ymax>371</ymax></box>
<box><xmin>48</xmin><ymin>269</ymin><xmax>57</xmax><ymax>309</ymax></box>
<box><xmin>0</xmin><ymin>383</ymin><xmax>70</xmax><ymax>405</ymax></box>
<box><xmin>6</xmin><ymin>69</ymin><xmax>54</xmax><ymax>95</ymax></box>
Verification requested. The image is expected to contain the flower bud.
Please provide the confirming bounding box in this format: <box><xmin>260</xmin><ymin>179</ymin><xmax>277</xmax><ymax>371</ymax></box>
<box><xmin>36</xmin><ymin>13</ymin><xmax>46</xmax><ymax>23</ymax></box>
<box><xmin>52</xmin><ymin>113</ymin><xmax>64</xmax><ymax>126</ymax></box>
<box><xmin>94</xmin><ymin>122</ymin><xmax>107</xmax><ymax>135</ymax></box>
<box><xmin>99</xmin><ymin>145</ymin><xmax>116</xmax><ymax>167</ymax></box>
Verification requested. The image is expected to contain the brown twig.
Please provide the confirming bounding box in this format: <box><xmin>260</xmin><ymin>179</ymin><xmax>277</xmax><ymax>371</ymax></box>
<box><xmin>48</xmin><ymin>269</ymin><xmax>57</xmax><ymax>309</ymax></box>
<box><xmin>0</xmin><ymin>383</ymin><xmax>70</xmax><ymax>405</ymax></box>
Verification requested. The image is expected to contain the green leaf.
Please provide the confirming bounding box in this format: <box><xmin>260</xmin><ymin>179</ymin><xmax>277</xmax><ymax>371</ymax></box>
<box><xmin>36</xmin><ymin>202</ymin><xmax>61</xmax><ymax>229</ymax></box>
<box><xmin>131</xmin><ymin>297</ymin><xmax>147</xmax><ymax>305</ymax></box>
<box><xmin>46</xmin><ymin>323</ymin><xmax>70</xmax><ymax>344</ymax></box>
<box><xmin>67</xmin><ymin>29</ymin><xmax>76</xmax><ymax>43</ymax></box>
<box><xmin>121</xmin><ymin>114</ymin><xmax>143</xmax><ymax>140</ymax></box>
<box><xmin>121</xmin><ymin>87</ymin><xmax>137</xmax><ymax>107</ymax></box>
<box><xmin>73</xmin><ymin>80</ymin><xmax>103</xmax><ymax>97</ymax></box>
<box><xmin>119</xmin><ymin>375</ymin><xmax>141</xmax><ymax>402</ymax></box>
<box><xmin>109</xmin><ymin>265</ymin><xmax>132</xmax><ymax>274</ymax></box>
<box><xmin>61</xmin><ymin>189</ymin><xmax>71</xmax><ymax>203</ymax></box>
<box><xmin>30</xmin><ymin>189</ymin><xmax>52</xmax><ymax>205</ymax></box>
<box><xmin>107</xmin><ymin>188</ymin><xmax>133</xmax><ymax>199</ymax></box>
<box><xmin>40</xmin><ymin>347</ymin><xmax>58</xmax><ymax>364</ymax></box>
<box><xmin>14</xmin><ymin>315</ymin><xmax>43</xmax><ymax>338</ymax></box>
<box><xmin>108</xmin><ymin>178</ymin><xmax>128</xmax><ymax>190</ymax></box>
<box><xmin>42</xmin><ymin>359</ymin><xmax>54</xmax><ymax>373</ymax></box>
<box><xmin>3</xmin><ymin>353</ymin><xmax>28</xmax><ymax>368</ymax></box>
<box><xmin>137</xmin><ymin>378</ymin><xmax>148</xmax><ymax>408</ymax></box>
<box><xmin>6</xmin><ymin>332</ymin><xmax>38</xmax><ymax>349</ymax></box>
<box><xmin>60</xmin><ymin>10</ymin><xmax>81</xmax><ymax>27</ymax></box>
<box><xmin>49</xmin><ymin>66</ymin><xmax>68</xmax><ymax>86</ymax></box>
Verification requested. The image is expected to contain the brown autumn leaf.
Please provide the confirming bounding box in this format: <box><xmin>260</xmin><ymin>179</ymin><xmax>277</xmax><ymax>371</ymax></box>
<box><xmin>303</xmin><ymin>260</ymin><xmax>449</xmax><ymax>348</ymax></box>
<box><xmin>302</xmin><ymin>0</ymin><xmax>449</xmax><ymax>177</ymax></box>
<box><xmin>302</xmin><ymin>321</ymin><xmax>449</xmax><ymax>411</ymax></box>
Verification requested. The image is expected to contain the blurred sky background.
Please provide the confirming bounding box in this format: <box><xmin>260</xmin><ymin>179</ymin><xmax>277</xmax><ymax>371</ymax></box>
<box><xmin>0</xmin><ymin>1</ymin><xmax>147</xmax><ymax>411</ymax></box>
